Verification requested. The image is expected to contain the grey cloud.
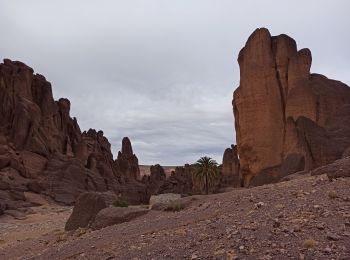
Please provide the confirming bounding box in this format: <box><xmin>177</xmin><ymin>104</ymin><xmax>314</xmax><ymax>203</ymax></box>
<box><xmin>0</xmin><ymin>0</ymin><xmax>349</xmax><ymax>165</ymax></box>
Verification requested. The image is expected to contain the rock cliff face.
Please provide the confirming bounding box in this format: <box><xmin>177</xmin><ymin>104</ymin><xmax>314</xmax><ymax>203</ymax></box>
<box><xmin>0</xmin><ymin>59</ymin><xmax>149</xmax><ymax>211</ymax></box>
<box><xmin>233</xmin><ymin>28</ymin><xmax>350</xmax><ymax>186</ymax></box>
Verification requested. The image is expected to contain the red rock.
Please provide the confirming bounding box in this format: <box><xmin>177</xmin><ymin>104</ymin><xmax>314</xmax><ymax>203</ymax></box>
<box><xmin>115</xmin><ymin>137</ymin><xmax>141</xmax><ymax>182</ymax></box>
<box><xmin>0</xmin><ymin>59</ymin><xmax>149</xmax><ymax>208</ymax></box>
<box><xmin>221</xmin><ymin>145</ymin><xmax>240</xmax><ymax>187</ymax></box>
<box><xmin>233</xmin><ymin>28</ymin><xmax>350</xmax><ymax>186</ymax></box>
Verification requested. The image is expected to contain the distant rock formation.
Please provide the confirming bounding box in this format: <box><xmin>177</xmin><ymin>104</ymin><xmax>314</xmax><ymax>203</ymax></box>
<box><xmin>221</xmin><ymin>145</ymin><xmax>240</xmax><ymax>187</ymax></box>
<box><xmin>233</xmin><ymin>28</ymin><xmax>350</xmax><ymax>186</ymax></box>
<box><xmin>115</xmin><ymin>137</ymin><xmax>140</xmax><ymax>182</ymax></box>
<box><xmin>158</xmin><ymin>164</ymin><xmax>195</xmax><ymax>194</ymax></box>
<box><xmin>142</xmin><ymin>164</ymin><xmax>166</xmax><ymax>194</ymax></box>
<box><xmin>0</xmin><ymin>59</ymin><xmax>149</xmax><ymax>211</ymax></box>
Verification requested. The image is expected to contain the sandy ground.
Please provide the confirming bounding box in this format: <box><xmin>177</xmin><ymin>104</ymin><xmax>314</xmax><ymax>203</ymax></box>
<box><xmin>0</xmin><ymin>193</ymin><xmax>72</xmax><ymax>251</ymax></box>
<box><xmin>0</xmin><ymin>174</ymin><xmax>349</xmax><ymax>260</ymax></box>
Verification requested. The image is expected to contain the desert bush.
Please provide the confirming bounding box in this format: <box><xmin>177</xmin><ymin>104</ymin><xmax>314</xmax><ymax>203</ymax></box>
<box><xmin>113</xmin><ymin>200</ymin><xmax>129</xmax><ymax>208</ymax></box>
<box><xmin>328</xmin><ymin>190</ymin><xmax>338</xmax><ymax>199</ymax></box>
<box><xmin>303</xmin><ymin>239</ymin><xmax>318</xmax><ymax>248</ymax></box>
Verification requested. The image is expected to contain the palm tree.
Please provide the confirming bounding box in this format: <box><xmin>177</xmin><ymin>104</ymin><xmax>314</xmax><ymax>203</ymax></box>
<box><xmin>193</xmin><ymin>156</ymin><xmax>219</xmax><ymax>195</ymax></box>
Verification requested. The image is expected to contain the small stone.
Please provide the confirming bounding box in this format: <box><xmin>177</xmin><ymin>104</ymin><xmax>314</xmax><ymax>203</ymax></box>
<box><xmin>316</xmin><ymin>222</ymin><xmax>325</xmax><ymax>230</ymax></box>
<box><xmin>255</xmin><ymin>202</ymin><xmax>265</xmax><ymax>209</ymax></box>
<box><xmin>326</xmin><ymin>233</ymin><xmax>341</xmax><ymax>241</ymax></box>
<box><xmin>273</xmin><ymin>219</ymin><xmax>281</xmax><ymax>228</ymax></box>
<box><xmin>324</xmin><ymin>247</ymin><xmax>332</xmax><ymax>254</ymax></box>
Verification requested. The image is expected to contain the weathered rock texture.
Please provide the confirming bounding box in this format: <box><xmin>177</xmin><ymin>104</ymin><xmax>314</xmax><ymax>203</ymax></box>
<box><xmin>142</xmin><ymin>164</ymin><xmax>167</xmax><ymax>195</ymax></box>
<box><xmin>310</xmin><ymin>157</ymin><xmax>350</xmax><ymax>180</ymax></box>
<box><xmin>0</xmin><ymin>59</ymin><xmax>149</xmax><ymax>211</ymax></box>
<box><xmin>91</xmin><ymin>206</ymin><xmax>149</xmax><ymax>230</ymax></box>
<box><xmin>233</xmin><ymin>28</ymin><xmax>350</xmax><ymax>186</ymax></box>
<box><xmin>221</xmin><ymin>145</ymin><xmax>240</xmax><ymax>187</ymax></box>
<box><xmin>65</xmin><ymin>192</ymin><xmax>109</xmax><ymax>231</ymax></box>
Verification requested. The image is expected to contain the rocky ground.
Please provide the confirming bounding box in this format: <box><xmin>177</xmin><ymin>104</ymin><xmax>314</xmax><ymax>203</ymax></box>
<box><xmin>0</xmin><ymin>174</ymin><xmax>349</xmax><ymax>260</ymax></box>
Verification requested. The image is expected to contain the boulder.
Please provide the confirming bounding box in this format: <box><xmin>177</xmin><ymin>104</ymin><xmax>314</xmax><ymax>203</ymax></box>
<box><xmin>149</xmin><ymin>193</ymin><xmax>181</xmax><ymax>206</ymax></box>
<box><xmin>310</xmin><ymin>157</ymin><xmax>350</xmax><ymax>180</ymax></box>
<box><xmin>91</xmin><ymin>206</ymin><xmax>148</xmax><ymax>230</ymax></box>
<box><xmin>65</xmin><ymin>192</ymin><xmax>108</xmax><ymax>231</ymax></box>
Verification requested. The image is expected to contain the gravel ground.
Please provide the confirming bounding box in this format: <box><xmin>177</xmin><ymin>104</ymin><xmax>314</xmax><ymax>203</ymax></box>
<box><xmin>0</xmin><ymin>174</ymin><xmax>349</xmax><ymax>260</ymax></box>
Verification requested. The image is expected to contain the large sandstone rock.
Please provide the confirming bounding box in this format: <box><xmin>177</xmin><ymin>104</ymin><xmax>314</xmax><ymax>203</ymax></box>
<box><xmin>91</xmin><ymin>206</ymin><xmax>149</xmax><ymax>230</ymax></box>
<box><xmin>233</xmin><ymin>28</ymin><xmax>350</xmax><ymax>186</ymax></box>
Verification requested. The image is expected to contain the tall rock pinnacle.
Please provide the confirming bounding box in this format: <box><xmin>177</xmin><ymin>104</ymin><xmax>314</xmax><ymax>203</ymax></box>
<box><xmin>233</xmin><ymin>28</ymin><xmax>350</xmax><ymax>186</ymax></box>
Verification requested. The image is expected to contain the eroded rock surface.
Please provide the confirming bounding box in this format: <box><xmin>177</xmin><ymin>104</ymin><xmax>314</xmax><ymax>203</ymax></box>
<box><xmin>221</xmin><ymin>145</ymin><xmax>240</xmax><ymax>187</ymax></box>
<box><xmin>65</xmin><ymin>192</ymin><xmax>109</xmax><ymax>231</ymax></box>
<box><xmin>233</xmin><ymin>28</ymin><xmax>350</xmax><ymax>186</ymax></box>
<box><xmin>91</xmin><ymin>206</ymin><xmax>149</xmax><ymax>230</ymax></box>
<box><xmin>0</xmin><ymin>59</ymin><xmax>149</xmax><ymax>211</ymax></box>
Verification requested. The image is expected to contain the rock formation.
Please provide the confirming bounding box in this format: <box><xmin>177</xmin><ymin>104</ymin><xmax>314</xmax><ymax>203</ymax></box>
<box><xmin>221</xmin><ymin>145</ymin><xmax>240</xmax><ymax>187</ymax></box>
<box><xmin>233</xmin><ymin>28</ymin><xmax>350</xmax><ymax>186</ymax></box>
<box><xmin>158</xmin><ymin>164</ymin><xmax>195</xmax><ymax>194</ymax></box>
<box><xmin>142</xmin><ymin>164</ymin><xmax>166</xmax><ymax>194</ymax></box>
<box><xmin>115</xmin><ymin>137</ymin><xmax>140</xmax><ymax>182</ymax></box>
<box><xmin>0</xmin><ymin>59</ymin><xmax>149</xmax><ymax>211</ymax></box>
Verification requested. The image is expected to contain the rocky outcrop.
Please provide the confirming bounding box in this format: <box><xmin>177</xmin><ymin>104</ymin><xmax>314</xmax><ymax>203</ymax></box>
<box><xmin>221</xmin><ymin>145</ymin><xmax>240</xmax><ymax>187</ymax></box>
<box><xmin>158</xmin><ymin>164</ymin><xmax>195</xmax><ymax>194</ymax></box>
<box><xmin>0</xmin><ymin>59</ymin><xmax>150</xmax><ymax>210</ymax></box>
<box><xmin>156</xmin><ymin>164</ymin><xmax>220</xmax><ymax>195</ymax></box>
<box><xmin>115</xmin><ymin>137</ymin><xmax>140</xmax><ymax>182</ymax></box>
<box><xmin>142</xmin><ymin>164</ymin><xmax>166</xmax><ymax>194</ymax></box>
<box><xmin>233</xmin><ymin>28</ymin><xmax>350</xmax><ymax>186</ymax></box>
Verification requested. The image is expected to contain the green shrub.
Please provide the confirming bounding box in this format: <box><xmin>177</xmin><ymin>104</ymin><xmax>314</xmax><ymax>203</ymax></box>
<box><xmin>113</xmin><ymin>200</ymin><xmax>129</xmax><ymax>207</ymax></box>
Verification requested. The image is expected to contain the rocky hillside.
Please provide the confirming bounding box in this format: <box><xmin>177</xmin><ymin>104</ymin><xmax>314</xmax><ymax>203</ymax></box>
<box><xmin>1</xmin><ymin>165</ymin><xmax>349</xmax><ymax>259</ymax></box>
<box><xmin>230</xmin><ymin>28</ymin><xmax>350</xmax><ymax>187</ymax></box>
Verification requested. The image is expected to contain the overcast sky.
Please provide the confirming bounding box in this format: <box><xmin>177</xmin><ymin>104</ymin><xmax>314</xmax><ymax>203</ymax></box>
<box><xmin>0</xmin><ymin>1</ymin><xmax>349</xmax><ymax>165</ymax></box>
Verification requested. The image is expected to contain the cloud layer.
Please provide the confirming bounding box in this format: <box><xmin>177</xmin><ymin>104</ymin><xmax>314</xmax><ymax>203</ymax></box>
<box><xmin>1</xmin><ymin>0</ymin><xmax>349</xmax><ymax>165</ymax></box>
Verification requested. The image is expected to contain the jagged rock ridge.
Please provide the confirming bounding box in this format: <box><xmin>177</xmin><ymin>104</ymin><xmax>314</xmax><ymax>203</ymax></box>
<box><xmin>0</xmin><ymin>59</ymin><xmax>149</xmax><ymax>212</ymax></box>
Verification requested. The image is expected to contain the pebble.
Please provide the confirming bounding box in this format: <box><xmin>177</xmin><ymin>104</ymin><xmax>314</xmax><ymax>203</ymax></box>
<box><xmin>327</xmin><ymin>233</ymin><xmax>341</xmax><ymax>241</ymax></box>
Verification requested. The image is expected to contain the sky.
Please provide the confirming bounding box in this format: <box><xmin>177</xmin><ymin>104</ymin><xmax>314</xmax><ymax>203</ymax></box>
<box><xmin>0</xmin><ymin>1</ymin><xmax>349</xmax><ymax>165</ymax></box>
